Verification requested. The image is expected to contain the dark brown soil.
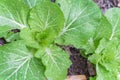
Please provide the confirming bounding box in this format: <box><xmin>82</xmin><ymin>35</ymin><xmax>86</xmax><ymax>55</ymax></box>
<box><xmin>68</xmin><ymin>47</ymin><xmax>88</xmax><ymax>76</ymax></box>
<box><xmin>94</xmin><ymin>0</ymin><xmax>118</xmax><ymax>13</ymax></box>
<box><xmin>62</xmin><ymin>46</ymin><xmax>96</xmax><ymax>80</ymax></box>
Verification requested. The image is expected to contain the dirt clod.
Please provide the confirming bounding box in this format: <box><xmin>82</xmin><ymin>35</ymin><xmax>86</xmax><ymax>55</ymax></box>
<box><xmin>0</xmin><ymin>37</ymin><xmax>7</xmax><ymax>46</ymax></box>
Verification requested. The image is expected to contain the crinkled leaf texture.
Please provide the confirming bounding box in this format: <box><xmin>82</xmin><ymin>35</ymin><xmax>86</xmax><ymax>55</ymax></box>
<box><xmin>0</xmin><ymin>41</ymin><xmax>46</xmax><ymax>80</ymax></box>
<box><xmin>55</xmin><ymin>0</ymin><xmax>101</xmax><ymax>49</ymax></box>
<box><xmin>95</xmin><ymin>64</ymin><xmax>117</xmax><ymax>80</ymax></box>
<box><xmin>20</xmin><ymin>28</ymin><xmax>40</xmax><ymax>49</ymax></box>
<box><xmin>0</xmin><ymin>0</ymin><xmax>29</xmax><ymax>29</ymax></box>
<box><xmin>89</xmin><ymin>38</ymin><xmax>120</xmax><ymax>80</ymax></box>
<box><xmin>88</xmin><ymin>8</ymin><xmax>120</xmax><ymax>80</ymax></box>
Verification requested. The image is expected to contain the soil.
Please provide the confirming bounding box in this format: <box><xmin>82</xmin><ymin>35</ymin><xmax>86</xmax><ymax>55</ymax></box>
<box><xmin>94</xmin><ymin>0</ymin><xmax>118</xmax><ymax>13</ymax></box>
<box><xmin>64</xmin><ymin>46</ymin><xmax>96</xmax><ymax>80</ymax></box>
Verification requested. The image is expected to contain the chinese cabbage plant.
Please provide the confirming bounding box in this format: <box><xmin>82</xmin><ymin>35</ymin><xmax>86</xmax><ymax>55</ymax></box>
<box><xmin>0</xmin><ymin>0</ymin><xmax>120</xmax><ymax>80</ymax></box>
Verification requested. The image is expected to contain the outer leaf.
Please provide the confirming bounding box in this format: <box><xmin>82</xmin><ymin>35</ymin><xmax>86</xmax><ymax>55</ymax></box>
<box><xmin>56</xmin><ymin>0</ymin><xmax>101</xmax><ymax>48</ymax></box>
<box><xmin>0</xmin><ymin>41</ymin><xmax>46</xmax><ymax>80</ymax></box>
<box><xmin>96</xmin><ymin>64</ymin><xmax>117</xmax><ymax>80</ymax></box>
<box><xmin>35</xmin><ymin>45</ymin><xmax>71</xmax><ymax>80</ymax></box>
<box><xmin>6</xmin><ymin>32</ymin><xmax>20</xmax><ymax>42</ymax></box>
<box><xmin>105</xmin><ymin>8</ymin><xmax>120</xmax><ymax>40</ymax></box>
<box><xmin>0</xmin><ymin>0</ymin><xmax>29</xmax><ymax>29</ymax></box>
<box><xmin>24</xmin><ymin>0</ymin><xmax>50</xmax><ymax>8</ymax></box>
<box><xmin>0</xmin><ymin>26</ymin><xmax>12</xmax><ymax>38</ymax></box>
<box><xmin>95</xmin><ymin>8</ymin><xmax>120</xmax><ymax>41</ymax></box>
<box><xmin>0</xmin><ymin>26</ymin><xmax>20</xmax><ymax>42</ymax></box>
<box><xmin>94</xmin><ymin>15</ymin><xmax>112</xmax><ymax>41</ymax></box>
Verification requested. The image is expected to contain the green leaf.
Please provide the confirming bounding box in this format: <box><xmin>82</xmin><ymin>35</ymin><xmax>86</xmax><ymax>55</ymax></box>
<box><xmin>95</xmin><ymin>8</ymin><xmax>120</xmax><ymax>41</ymax></box>
<box><xmin>29</xmin><ymin>1</ymin><xmax>64</xmax><ymax>33</ymax></box>
<box><xmin>35</xmin><ymin>45</ymin><xmax>71</xmax><ymax>80</ymax></box>
<box><xmin>56</xmin><ymin>0</ymin><xmax>101</xmax><ymax>48</ymax></box>
<box><xmin>35</xmin><ymin>28</ymin><xmax>57</xmax><ymax>46</ymax></box>
<box><xmin>105</xmin><ymin>8</ymin><xmax>120</xmax><ymax>40</ymax></box>
<box><xmin>20</xmin><ymin>28</ymin><xmax>40</xmax><ymax>49</ymax></box>
<box><xmin>27</xmin><ymin>1</ymin><xmax>65</xmax><ymax>46</ymax></box>
<box><xmin>0</xmin><ymin>0</ymin><xmax>29</xmax><ymax>29</ymax></box>
<box><xmin>100</xmin><ymin>38</ymin><xmax>120</xmax><ymax>71</ymax></box>
<box><xmin>24</xmin><ymin>0</ymin><xmax>50</xmax><ymax>8</ymax></box>
<box><xmin>0</xmin><ymin>26</ymin><xmax>12</xmax><ymax>38</ymax></box>
<box><xmin>94</xmin><ymin>15</ymin><xmax>112</xmax><ymax>41</ymax></box>
<box><xmin>0</xmin><ymin>41</ymin><xmax>46</xmax><ymax>80</ymax></box>
<box><xmin>91</xmin><ymin>38</ymin><xmax>120</xmax><ymax>70</ymax></box>
<box><xmin>95</xmin><ymin>38</ymin><xmax>109</xmax><ymax>54</ymax></box>
<box><xmin>88</xmin><ymin>53</ymin><xmax>101</xmax><ymax>64</ymax></box>
<box><xmin>6</xmin><ymin>32</ymin><xmax>20</xmax><ymax>42</ymax></box>
<box><xmin>96</xmin><ymin>64</ymin><xmax>117</xmax><ymax>80</ymax></box>
<box><xmin>89</xmin><ymin>76</ymin><xmax>96</xmax><ymax>80</ymax></box>
<box><xmin>0</xmin><ymin>26</ymin><xmax>20</xmax><ymax>42</ymax></box>
<box><xmin>89</xmin><ymin>38</ymin><xmax>120</xmax><ymax>80</ymax></box>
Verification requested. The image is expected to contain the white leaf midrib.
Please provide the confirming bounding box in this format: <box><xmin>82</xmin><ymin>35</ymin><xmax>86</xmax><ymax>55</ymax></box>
<box><xmin>65</xmin><ymin>6</ymin><xmax>88</xmax><ymax>30</ymax></box>
<box><xmin>1</xmin><ymin>4</ymin><xmax>15</xmax><ymax>20</ymax></box>
<box><xmin>59</xmin><ymin>6</ymin><xmax>89</xmax><ymax>36</ymax></box>
<box><xmin>5</xmin><ymin>56</ymin><xmax>31</xmax><ymax>80</ymax></box>
<box><xmin>24</xmin><ymin>60</ymin><xmax>30</xmax><ymax>80</ymax></box>
<box><xmin>27</xmin><ymin>0</ymin><xmax>32</xmax><ymax>8</ymax></box>
<box><xmin>45</xmin><ymin>48</ymin><xmax>60</xmax><ymax>70</ymax></box>
<box><xmin>0</xmin><ymin>57</ymin><xmax>28</xmax><ymax>66</ymax></box>
<box><xmin>27</xmin><ymin>0</ymin><xmax>37</xmax><ymax>8</ymax></box>
<box><xmin>109</xmin><ymin>17</ymin><xmax>120</xmax><ymax>40</ymax></box>
<box><xmin>0</xmin><ymin>16</ymin><xmax>26</xmax><ymax>28</ymax></box>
